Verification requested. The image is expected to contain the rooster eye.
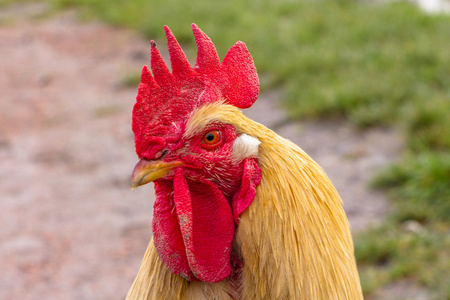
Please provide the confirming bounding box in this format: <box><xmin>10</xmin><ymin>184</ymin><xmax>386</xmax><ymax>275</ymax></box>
<box><xmin>202</xmin><ymin>130</ymin><xmax>221</xmax><ymax>145</ymax></box>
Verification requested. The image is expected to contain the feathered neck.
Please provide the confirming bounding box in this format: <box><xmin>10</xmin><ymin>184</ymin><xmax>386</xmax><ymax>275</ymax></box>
<box><xmin>235</xmin><ymin>118</ymin><xmax>363</xmax><ymax>299</ymax></box>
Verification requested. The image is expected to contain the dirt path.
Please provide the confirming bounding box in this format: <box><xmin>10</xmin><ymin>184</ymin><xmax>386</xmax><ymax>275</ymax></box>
<box><xmin>0</xmin><ymin>6</ymin><xmax>402</xmax><ymax>300</ymax></box>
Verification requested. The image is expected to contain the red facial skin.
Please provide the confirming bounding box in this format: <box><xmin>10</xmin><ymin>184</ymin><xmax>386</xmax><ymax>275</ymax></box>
<box><xmin>161</xmin><ymin>124</ymin><xmax>244</xmax><ymax>196</ymax></box>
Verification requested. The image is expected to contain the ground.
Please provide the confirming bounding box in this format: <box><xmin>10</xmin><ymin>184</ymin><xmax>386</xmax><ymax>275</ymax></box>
<box><xmin>0</xmin><ymin>5</ymin><xmax>403</xmax><ymax>300</ymax></box>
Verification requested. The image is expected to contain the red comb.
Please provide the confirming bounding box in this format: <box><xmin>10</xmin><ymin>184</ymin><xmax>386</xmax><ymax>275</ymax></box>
<box><xmin>132</xmin><ymin>24</ymin><xmax>259</xmax><ymax>159</ymax></box>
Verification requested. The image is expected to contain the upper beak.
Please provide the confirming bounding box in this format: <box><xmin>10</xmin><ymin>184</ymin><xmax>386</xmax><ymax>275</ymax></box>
<box><xmin>130</xmin><ymin>158</ymin><xmax>183</xmax><ymax>190</ymax></box>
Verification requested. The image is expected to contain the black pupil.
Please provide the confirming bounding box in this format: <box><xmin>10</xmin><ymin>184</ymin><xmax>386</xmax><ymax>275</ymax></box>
<box><xmin>206</xmin><ymin>133</ymin><xmax>215</xmax><ymax>141</ymax></box>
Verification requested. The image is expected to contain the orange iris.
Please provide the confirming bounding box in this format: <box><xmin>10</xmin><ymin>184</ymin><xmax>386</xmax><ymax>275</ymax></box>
<box><xmin>202</xmin><ymin>130</ymin><xmax>221</xmax><ymax>145</ymax></box>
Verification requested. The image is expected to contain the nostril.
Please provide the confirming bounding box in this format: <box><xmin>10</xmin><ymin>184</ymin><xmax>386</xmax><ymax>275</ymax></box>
<box><xmin>154</xmin><ymin>149</ymin><xmax>169</xmax><ymax>160</ymax></box>
<box><xmin>138</xmin><ymin>136</ymin><xmax>167</xmax><ymax>161</ymax></box>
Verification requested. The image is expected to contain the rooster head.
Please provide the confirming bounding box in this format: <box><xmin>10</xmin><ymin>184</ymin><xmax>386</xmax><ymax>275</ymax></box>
<box><xmin>130</xmin><ymin>24</ymin><xmax>261</xmax><ymax>283</ymax></box>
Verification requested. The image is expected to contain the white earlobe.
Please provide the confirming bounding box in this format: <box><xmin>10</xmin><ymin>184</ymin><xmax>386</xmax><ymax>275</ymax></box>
<box><xmin>232</xmin><ymin>134</ymin><xmax>260</xmax><ymax>161</ymax></box>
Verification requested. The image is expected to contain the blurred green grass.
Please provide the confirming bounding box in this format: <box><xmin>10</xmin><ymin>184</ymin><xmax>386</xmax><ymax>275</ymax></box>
<box><xmin>34</xmin><ymin>0</ymin><xmax>450</xmax><ymax>297</ymax></box>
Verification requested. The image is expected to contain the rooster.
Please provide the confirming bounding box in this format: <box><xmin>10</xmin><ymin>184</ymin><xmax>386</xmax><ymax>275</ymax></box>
<box><xmin>127</xmin><ymin>24</ymin><xmax>363</xmax><ymax>299</ymax></box>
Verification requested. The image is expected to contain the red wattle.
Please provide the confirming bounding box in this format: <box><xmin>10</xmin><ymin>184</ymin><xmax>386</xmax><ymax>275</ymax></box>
<box><xmin>152</xmin><ymin>180</ymin><xmax>194</xmax><ymax>280</ymax></box>
<box><xmin>232</xmin><ymin>158</ymin><xmax>262</xmax><ymax>225</ymax></box>
<box><xmin>173</xmin><ymin>169</ymin><xmax>234</xmax><ymax>282</ymax></box>
<box><xmin>152</xmin><ymin>169</ymin><xmax>235</xmax><ymax>283</ymax></box>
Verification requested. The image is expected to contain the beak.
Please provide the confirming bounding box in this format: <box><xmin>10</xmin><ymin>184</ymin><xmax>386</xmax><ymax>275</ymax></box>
<box><xmin>130</xmin><ymin>158</ymin><xmax>183</xmax><ymax>190</ymax></box>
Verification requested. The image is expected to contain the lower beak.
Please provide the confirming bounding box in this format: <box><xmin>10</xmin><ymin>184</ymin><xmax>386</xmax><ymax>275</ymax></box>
<box><xmin>130</xmin><ymin>158</ymin><xmax>183</xmax><ymax>189</ymax></box>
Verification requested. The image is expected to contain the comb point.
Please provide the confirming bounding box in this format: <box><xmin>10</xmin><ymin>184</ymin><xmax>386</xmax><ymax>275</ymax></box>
<box><xmin>150</xmin><ymin>40</ymin><xmax>174</xmax><ymax>86</ymax></box>
<box><xmin>192</xmin><ymin>23</ymin><xmax>220</xmax><ymax>73</ymax></box>
<box><xmin>221</xmin><ymin>41</ymin><xmax>259</xmax><ymax>108</ymax></box>
<box><xmin>140</xmin><ymin>65</ymin><xmax>158</xmax><ymax>90</ymax></box>
<box><xmin>164</xmin><ymin>25</ymin><xmax>194</xmax><ymax>80</ymax></box>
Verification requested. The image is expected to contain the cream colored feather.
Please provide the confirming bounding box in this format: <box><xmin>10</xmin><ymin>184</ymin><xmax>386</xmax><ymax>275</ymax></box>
<box><xmin>127</xmin><ymin>103</ymin><xmax>363</xmax><ymax>300</ymax></box>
